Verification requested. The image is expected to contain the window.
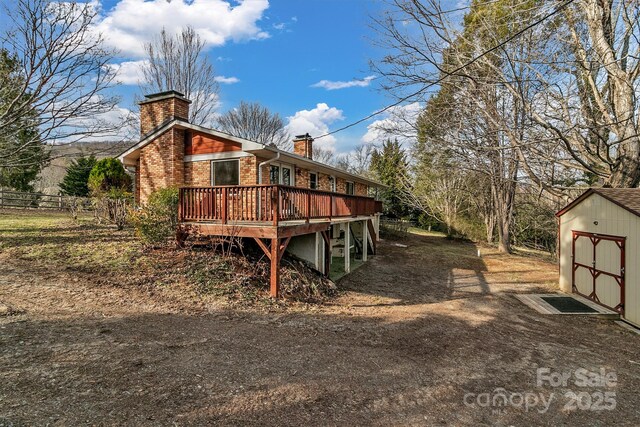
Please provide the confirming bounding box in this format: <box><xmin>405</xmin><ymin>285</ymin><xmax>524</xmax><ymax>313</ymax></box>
<box><xmin>309</xmin><ymin>172</ymin><xmax>318</xmax><ymax>190</ymax></box>
<box><xmin>211</xmin><ymin>160</ymin><xmax>239</xmax><ymax>186</ymax></box>
<box><xmin>346</xmin><ymin>181</ymin><xmax>355</xmax><ymax>195</ymax></box>
<box><xmin>269</xmin><ymin>165</ymin><xmax>280</xmax><ymax>184</ymax></box>
<box><xmin>282</xmin><ymin>166</ymin><xmax>292</xmax><ymax>186</ymax></box>
<box><xmin>329</xmin><ymin>176</ymin><xmax>336</xmax><ymax>193</ymax></box>
<box><xmin>269</xmin><ymin>163</ymin><xmax>293</xmax><ymax>185</ymax></box>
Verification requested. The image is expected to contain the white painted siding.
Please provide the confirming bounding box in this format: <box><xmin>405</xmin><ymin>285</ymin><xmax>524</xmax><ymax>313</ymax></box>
<box><xmin>559</xmin><ymin>193</ymin><xmax>640</xmax><ymax>327</ymax></box>
<box><xmin>287</xmin><ymin>234</ymin><xmax>319</xmax><ymax>269</ymax></box>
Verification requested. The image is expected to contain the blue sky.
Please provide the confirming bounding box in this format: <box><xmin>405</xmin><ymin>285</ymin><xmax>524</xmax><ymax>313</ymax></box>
<box><xmin>92</xmin><ymin>0</ymin><xmax>400</xmax><ymax>153</ymax></box>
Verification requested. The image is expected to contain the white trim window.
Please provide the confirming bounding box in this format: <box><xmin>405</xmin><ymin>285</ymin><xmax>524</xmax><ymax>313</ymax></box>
<box><xmin>211</xmin><ymin>159</ymin><xmax>240</xmax><ymax>186</ymax></box>
<box><xmin>329</xmin><ymin>176</ymin><xmax>336</xmax><ymax>193</ymax></box>
<box><xmin>309</xmin><ymin>172</ymin><xmax>318</xmax><ymax>190</ymax></box>
<box><xmin>269</xmin><ymin>163</ymin><xmax>294</xmax><ymax>186</ymax></box>
<box><xmin>346</xmin><ymin>181</ymin><xmax>355</xmax><ymax>195</ymax></box>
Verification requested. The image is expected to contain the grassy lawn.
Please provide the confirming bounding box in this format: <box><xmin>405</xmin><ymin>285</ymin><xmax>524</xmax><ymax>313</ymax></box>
<box><xmin>0</xmin><ymin>210</ymin><xmax>139</xmax><ymax>272</ymax></box>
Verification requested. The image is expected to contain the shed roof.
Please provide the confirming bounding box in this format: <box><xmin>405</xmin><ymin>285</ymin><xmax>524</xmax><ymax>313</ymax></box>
<box><xmin>556</xmin><ymin>188</ymin><xmax>640</xmax><ymax>218</ymax></box>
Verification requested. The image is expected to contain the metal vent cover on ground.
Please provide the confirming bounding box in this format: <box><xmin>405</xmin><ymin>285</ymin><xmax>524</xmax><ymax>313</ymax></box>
<box><xmin>515</xmin><ymin>293</ymin><xmax>620</xmax><ymax>319</ymax></box>
<box><xmin>540</xmin><ymin>296</ymin><xmax>597</xmax><ymax>313</ymax></box>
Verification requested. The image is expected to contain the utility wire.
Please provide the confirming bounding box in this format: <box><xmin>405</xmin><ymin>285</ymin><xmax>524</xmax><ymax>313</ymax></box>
<box><xmin>313</xmin><ymin>0</ymin><xmax>576</xmax><ymax>140</ymax></box>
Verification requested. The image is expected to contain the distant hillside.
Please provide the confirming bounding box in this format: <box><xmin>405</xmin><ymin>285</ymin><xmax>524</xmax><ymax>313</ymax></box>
<box><xmin>34</xmin><ymin>141</ymin><xmax>133</xmax><ymax>195</ymax></box>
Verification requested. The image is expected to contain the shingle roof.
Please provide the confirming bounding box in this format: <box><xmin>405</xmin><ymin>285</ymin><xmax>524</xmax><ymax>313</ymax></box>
<box><xmin>556</xmin><ymin>188</ymin><xmax>640</xmax><ymax>218</ymax></box>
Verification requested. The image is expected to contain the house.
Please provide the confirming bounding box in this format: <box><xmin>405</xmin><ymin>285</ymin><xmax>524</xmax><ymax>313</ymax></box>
<box><xmin>119</xmin><ymin>91</ymin><xmax>384</xmax><ymax>297</ymax></box>
<box><xmin>556</xmin><ymin>188</ymin><xmax>640</xmax><ymax>327</ymax></box>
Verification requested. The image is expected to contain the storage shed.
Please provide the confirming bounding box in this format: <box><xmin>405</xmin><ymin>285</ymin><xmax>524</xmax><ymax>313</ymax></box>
<box><xmin>556</xmin><ymin>188</ymin><xmax>640</xmax><ymax>327</ymax></box>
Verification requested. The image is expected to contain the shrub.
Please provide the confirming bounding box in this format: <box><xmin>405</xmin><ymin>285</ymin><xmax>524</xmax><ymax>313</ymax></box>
<box><xmin>93</xmin><ymin>189</ymin><xmax>132</xmax><ymax>230</ymax></box>
<box><xmin>130</xmin><ymin>187</ymin><xmax>180</xmax><ymax>246</ymax></box>
<box><xmin>88</xmin><ymin>158</ymin><xmax>131</xmax><ymax>195</ymax></box>
<box><xmin>88</xmin><ymin>158</ymin><xmax>133</xmax><ymax>230</ymax></box>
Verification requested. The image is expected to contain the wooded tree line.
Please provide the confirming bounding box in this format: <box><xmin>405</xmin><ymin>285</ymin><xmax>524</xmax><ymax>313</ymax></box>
<box><xmin>367</xmin><ymin>0</ymin><xmax>640</xmax><ymax>253</ymax></box>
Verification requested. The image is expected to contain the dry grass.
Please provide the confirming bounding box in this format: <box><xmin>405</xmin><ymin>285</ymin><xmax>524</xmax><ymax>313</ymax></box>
<box><xmin>3</xmin><ymin>210</ymin><xmax>640</xmax><ymax>426</ymax></box>
<box><xmin>0</xmin><ymin>209</ymin><xmax>336</xmax><ymax>309</ymax></box>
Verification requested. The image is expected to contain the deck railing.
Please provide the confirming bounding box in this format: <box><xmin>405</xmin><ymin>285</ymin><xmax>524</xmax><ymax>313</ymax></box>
<box><xmin>179</xmin><ymin>185</ymin><xmax>383</xmax><ymax>225</ymax></box>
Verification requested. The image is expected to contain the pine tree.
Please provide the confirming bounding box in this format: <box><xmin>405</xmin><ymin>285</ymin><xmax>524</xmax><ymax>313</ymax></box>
<box><xmin>0</xmin><ymin>49</ymin><xmax>48</xmax><ymax>191</ymax></box>
<box><xmin>370</xmin><ymin>139</ymin><xmax>408</xmax><ymax>218</ymax></box>
<box><xmin>59</xmin><ymin>155</ymin><xmax>97</xmax><ymax>197</ymax></box>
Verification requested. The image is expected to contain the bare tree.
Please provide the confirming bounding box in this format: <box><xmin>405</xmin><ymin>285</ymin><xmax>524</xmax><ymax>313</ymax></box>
<box><xmin>374</xmin><ymin>0</ymin><xmax>640</xmax><ymax>188</ymax></box>
<box><xmin>400</xmin><ymin>166</ymin><xmax>468</xmax><ymax>239</ymax></box>
<box><xmin>312</xmin><ymin>146</ymin><xmax>336</xmax><ymax>165</ymax></box>
<box><xmin>0</xmin><ymin>0</ymin><xmax>122</xmax><ymax>168</ymax></box>
<box><xmin>215</xmin><ymin>101</ymin><xmax>290</xmax><ymax>149</ymax></box>
<box><xmin>141</xmin><ymin>27</ymin><xmax>219</xmax><ymax>126</ymax></box>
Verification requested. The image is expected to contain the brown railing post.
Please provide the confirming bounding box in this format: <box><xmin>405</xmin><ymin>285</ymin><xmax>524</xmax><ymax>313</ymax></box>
<box><xmin>178</xmin><ymin>188</ymin><xmax>183</xmax><ymax>222</ymax></box>
<box><xmin>329</xmin><ymin>194</ymin><xmax>333</xmax><ymax>221</ymax></box>
<box><xmin>272</xmin><ymin>186</ymin><xmax>279</xmax><ymax>226</ymax></box>
<box><xmin>222</xmin><ymin>187</ymin><xmax>228</xmax><ymax>224</ymax></box>
<box><xmin>306</xmin><ymin>191</ymin><xmax>311</xmax><ymax>223</ymax></box>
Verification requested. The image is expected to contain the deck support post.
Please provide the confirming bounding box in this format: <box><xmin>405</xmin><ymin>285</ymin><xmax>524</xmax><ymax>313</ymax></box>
<box><xmin>362</xmin><ymin>220</ymin><xmax>368</xmax><ymax>262</ymax></box>
<box><xmin>321</xmin><ymin>230</ymin><xmax>331</xmax><ymax>277</ymax></box>
<box><xmin>344</xmin><ymin>222</ymin><xmax>351</xmax><ymax>274</ymax></box>
<box><xmin>270</xmin><ymin>237</ymin><xmax>280</xmax><ymax>297</ymax></box>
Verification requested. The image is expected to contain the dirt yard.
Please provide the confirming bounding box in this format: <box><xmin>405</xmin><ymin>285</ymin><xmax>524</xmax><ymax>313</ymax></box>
<box><xmin>1</xmin><ymin>210</ymin><xmax>639</xmax><ymax>426</ymax></box>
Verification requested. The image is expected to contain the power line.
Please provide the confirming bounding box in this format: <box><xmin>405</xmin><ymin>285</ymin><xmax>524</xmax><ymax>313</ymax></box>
<box><xmin>313</xmin><ymin>0</ymin><xmax>576</xmax><ymax>141</ymax></box>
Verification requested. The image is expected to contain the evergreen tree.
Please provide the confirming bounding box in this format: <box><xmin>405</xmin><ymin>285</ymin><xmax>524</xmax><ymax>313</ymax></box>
<box><xmin>88</xmin><ymin>158</ymin><xmax>132</xmax><ymax>195</ymax></box>
<box><xmin>0</xmin><ymin>49</ymin><xmax>48</xmax><ymax>191</ymax></box>
<box><xmin>59</xmin><ymin>155</ymin><xmax>97</xmax><ymax>197</ymax></box>
<box><xmin>370</xmin><ymin>139</ymin><xmax>409</xmax><ymax>218</ymax></box>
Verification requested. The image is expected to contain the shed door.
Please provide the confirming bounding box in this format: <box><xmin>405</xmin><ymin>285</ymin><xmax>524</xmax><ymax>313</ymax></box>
<box><xmin>571</xmin><ymin>231</ymin><xmax>625</xmax><ymax>314</ymax></box>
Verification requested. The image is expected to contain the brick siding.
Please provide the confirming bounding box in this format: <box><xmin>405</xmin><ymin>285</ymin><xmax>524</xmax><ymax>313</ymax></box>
<box><xmin>139</xmin><ymin>96</ymin><xmax>190</xmax><ymax>136</ymax></box>
<box><xmin>296</xmin><ymin>167</ymin><xmax>310</xmax><ymax>188</ymax></box>
<box><xmin>355</xmin><ymin>182</ymin><xmax>369</xmax><ymax>197</ymax></box>
<box><xmin>184</xmin><ymin>161</ymin><xmax>210</xmax><ymax>186</ymax></box>
<box><xmin>293</xmin><ymin>137</ymin><xmax>313</xmax><ymax>159</ymax></box>
<box><xmin>240</xmin><ymin>157</ymin><xmax>258</xmax><ymax>186</ymax></box>
<box><xmin>138</xmin><ymin>128</ymin><xmax>185</xmax><ymax>204</ymax></box>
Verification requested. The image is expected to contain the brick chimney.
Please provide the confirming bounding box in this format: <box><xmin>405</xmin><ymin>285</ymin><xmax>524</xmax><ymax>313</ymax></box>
<box><xmin>293</xmin><ymin>133</ymin><xmax>314</xmax><ymax>160</ymax></box>
<box><xmin>136</xmin><ymin>90</ymin><xmax>190</xmax><ymax>204</ymax></box>
<box><xmin>139</xmin><ymin>90</ymin><xmax>191</xmax><ymax>136</ymax></box>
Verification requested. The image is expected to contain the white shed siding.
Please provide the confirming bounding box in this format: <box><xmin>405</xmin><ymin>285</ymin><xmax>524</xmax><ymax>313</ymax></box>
<box><xmin>559</xmin><ymin>193</ymin><xmax>640</xmax><ymax>327</ymax></box>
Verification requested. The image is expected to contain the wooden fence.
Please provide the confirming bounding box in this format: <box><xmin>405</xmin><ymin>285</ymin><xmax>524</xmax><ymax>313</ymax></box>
<box><xmin>0</xmin><ymin>189</ymin><xmax>91</xmax><ymax>211</ymax></box>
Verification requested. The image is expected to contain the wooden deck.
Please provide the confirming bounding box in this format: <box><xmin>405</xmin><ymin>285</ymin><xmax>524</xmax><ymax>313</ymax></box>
<box><xmin>178</xmin><ymin>185</ymin><xmax>383</xmax><ymax>297</ymax></box>
<box><xmin>179</xmin><ymin>185</ymin><xmax>382</xmax><ymax>226</ymax></box>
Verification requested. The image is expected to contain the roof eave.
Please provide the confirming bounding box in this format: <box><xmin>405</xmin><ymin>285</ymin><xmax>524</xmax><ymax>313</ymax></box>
<box><xmin>249</xmin><ymin>145</ymin><xmax>385</xmax><ymax>188</ymax></box>
<box><xmin>116</xmin><ymin>120</ymin><xmax>385</xmax><ymax>188</ymax></box>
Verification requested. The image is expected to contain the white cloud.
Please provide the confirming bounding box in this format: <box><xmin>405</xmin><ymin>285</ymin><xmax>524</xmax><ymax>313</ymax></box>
<box><xmin>92</xmin><ymin>0</ymin><xmax>270</xmax><ymax>57</ymax></box>
<box><xmin>214</xmin><ymin>75</ymin><xmax>240</xmax><ymax>84</ymax></box>
<box><xmin>311</xmin><ymin>75</ymin><xmax>376</xmax><ymax>91</ymax></box>
<box><xmin>361</xmin><ymin>102</ymin><xmax>422</xmax><ymax>144</ymax></box>
<box><xmin>52</xmin><ymin>97</ymin><xmax>137</xmax><ymax>144</ymax></box>
<box><xmin>107</xmin><ymin>60</ymin><xmax>148</xmax><ymax>85</ymax></box>
<box><xmin>285</xmin><ymin>103</ymin><xmax>344</xmax><ymax>151</ymax></box>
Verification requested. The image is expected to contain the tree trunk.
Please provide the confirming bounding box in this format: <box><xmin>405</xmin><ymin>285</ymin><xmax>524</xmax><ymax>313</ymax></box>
<box><xmin>491</xmin><ymin>173</ymin><xmax>517</xmax><ymax>254</ymax></box>
<box><xmin>485</xmin><ymin>213</ymin><xmax>495</xmax><ymax>244</ymax></box>
<box><xmin>497</xmin><ymin>218</ymin><xmax>511</xmax><ymax>253</ymax></box>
